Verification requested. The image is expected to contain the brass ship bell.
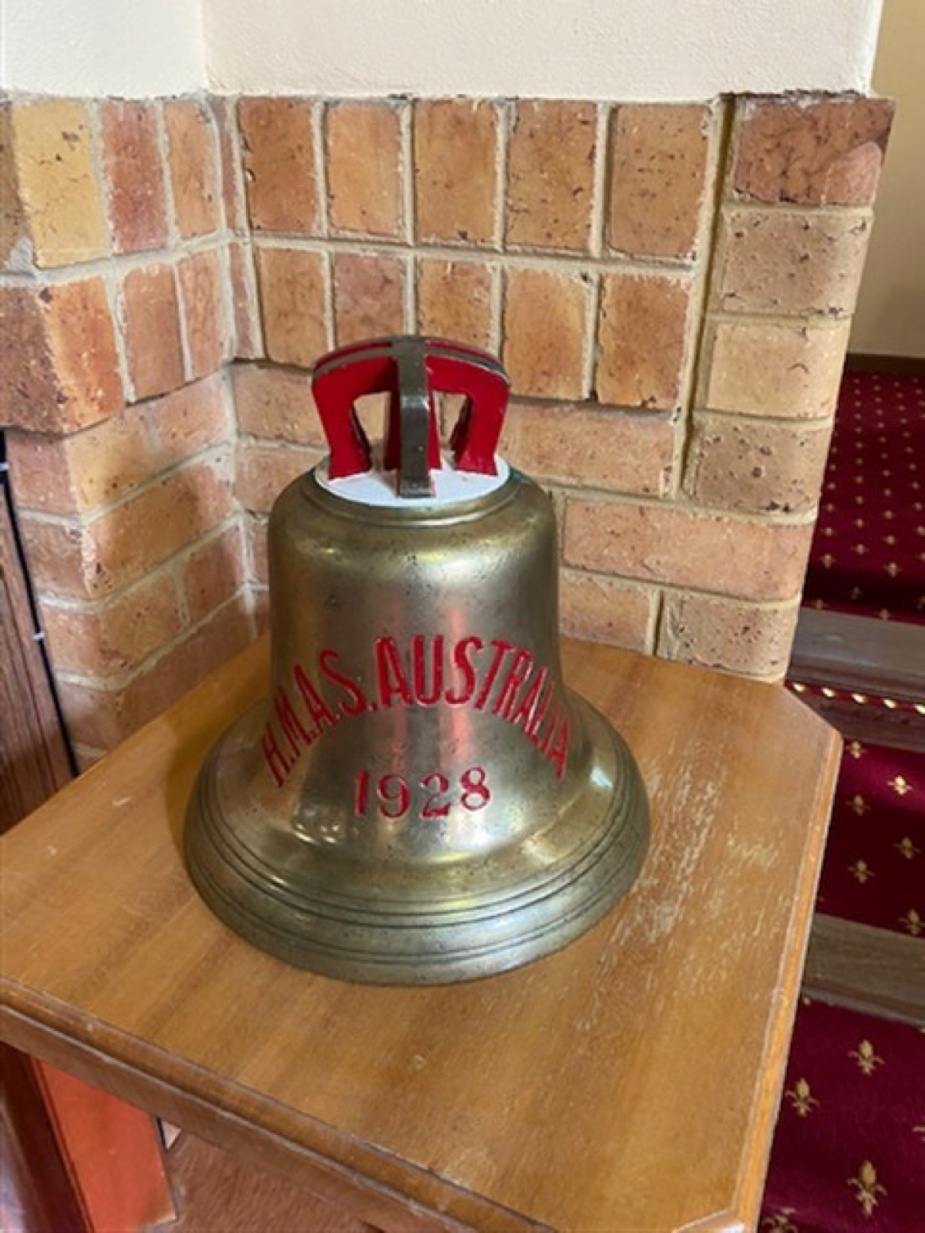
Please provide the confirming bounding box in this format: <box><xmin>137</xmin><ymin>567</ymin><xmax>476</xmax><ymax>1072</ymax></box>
<box><xmin>185</xmin><ymin>336</ymin><xmax>649</xmax><ymax>984</ymax></box>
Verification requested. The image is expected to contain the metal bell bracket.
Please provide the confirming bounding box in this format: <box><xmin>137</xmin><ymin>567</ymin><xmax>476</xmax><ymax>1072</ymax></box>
<box><xmin>311</xmin><ymin>335</ymin><xmax>511</xmax><ymax>498</ymax></box>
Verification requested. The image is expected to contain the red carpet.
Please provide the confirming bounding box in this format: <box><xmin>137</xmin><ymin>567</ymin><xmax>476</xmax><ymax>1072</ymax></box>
<box><xmin>761</xmin><ymin>1001</ymin><xmax>925</xmax><ymax>1233</ymax></box>
<box><xmin>815</xmin><ymin>737</ymin><xmax>923</xmax><ymax>939</ymax></box>
<box><xmin>803</xmin><ymin>372</ymin><xmax>925</xmax><ymax>625</ymax></box>
<box><xmin>760</xmin><ymin>370</ymin><xmax>925</xmax><ymax>1233</ymax></box>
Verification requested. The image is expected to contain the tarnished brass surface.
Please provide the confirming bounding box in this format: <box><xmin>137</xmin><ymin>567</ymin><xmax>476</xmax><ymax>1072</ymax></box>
<box><xmin>185</xmin><ymin>468</ymin><xmax>649</xmax><ymax>984</ymax></box>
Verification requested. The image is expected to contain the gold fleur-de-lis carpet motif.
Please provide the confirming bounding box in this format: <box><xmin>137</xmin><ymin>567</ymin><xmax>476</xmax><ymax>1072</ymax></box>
<box><xmin>803</xmin><ymin>372</ymin><xmax>925</xmax><ymax>624</ymax></box>
<box><xmin>812</xmin><ymin>740</ymin><xmax>923</xmax><ymax>934</ymax></box>
<box><xmin>761</xmin><ymin>1001</ymin><xmax>924</xmax><ymax>1232</ymax></box>
<box><xmin>761</xmin><ymin>372</ymin><xmax>925</xmax><ymax>1232</ymax></box>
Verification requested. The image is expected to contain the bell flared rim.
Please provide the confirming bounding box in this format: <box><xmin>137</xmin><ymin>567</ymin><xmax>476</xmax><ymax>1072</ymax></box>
<box><xmin>184</xmin><ymin>690</ymin><xmax>649</xmax><ymax>985</ymax></box>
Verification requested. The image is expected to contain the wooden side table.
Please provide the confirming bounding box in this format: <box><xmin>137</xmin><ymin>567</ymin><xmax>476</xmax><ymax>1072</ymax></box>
<box><xmin>1</xmin><ymin>638</ymin><xmax>840</xmax><ymax>1233</ymax></box>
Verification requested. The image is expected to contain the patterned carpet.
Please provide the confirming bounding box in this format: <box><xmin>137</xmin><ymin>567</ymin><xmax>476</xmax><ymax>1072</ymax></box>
<box><xmin>804</xmin><ymin>372</ymin><xmax>925</xmax><ymax>626</ymax></box>
<box><xmin>760</xmin><ymin>371</ymin><xmax>925</xmax><ymax>1233</ymax></box>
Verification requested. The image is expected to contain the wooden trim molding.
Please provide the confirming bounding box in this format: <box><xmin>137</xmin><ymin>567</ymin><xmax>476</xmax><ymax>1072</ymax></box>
<box><xmin>791</xmin><ymin>608</ymin><xmax>925</xmax><ymax>702</ymax></box>
<box><xmin>845</xmin><ymin>353</ymin><xmax>925</xmax><ymax>375</ymax></box>
<box><xmin>804</xmin><ymin>914</ymin><xmax>925</xmax><ymax>1027</ymax></box>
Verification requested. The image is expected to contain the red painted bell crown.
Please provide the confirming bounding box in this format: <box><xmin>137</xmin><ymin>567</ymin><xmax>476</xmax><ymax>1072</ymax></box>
<box><xmin>311</xmin><ymin>336</ymin><xmax>510</xmax><ymax>497</ymax></box>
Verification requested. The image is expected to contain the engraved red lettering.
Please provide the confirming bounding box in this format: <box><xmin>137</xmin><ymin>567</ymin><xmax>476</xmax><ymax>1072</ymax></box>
<box><xmin>354</xmin><ymin>769</ymin><xmax>370</xmax><ymax>815</ymax></box>
<box><xmin>492</xmin><ymin>649</ymin><xmax>534</xmax><ymax>719</ymax></box>
<box><xmin>375</xmin><ymin>636</ymin><xmax>412</xmax><ymax>707</ymax></box>
<box><xmin>527</xmin><ymin>674</ymin><xmax>555</xmax><ymax>743</ymax></box>
<box><xmin>420</xmin><ymin>772</ymin><xmax>451</xmax><ymax>818</ymax></box>
<box><xmin>445</xmin><ymin>635</ymin><xmax>484</xmax><ymax>705</ymax></box>
<box><xmin>509</xmin><ymin>665</ymin><xmax>548</xmax><ymax>731</ymax></box>
<box><xmin>274</xmin><ymin>686</ymin><xmax>315</xmax><ymax>755</ymax></box>
<box><xmin>546</xmin><ymin>715</ymin><xmax>570</xmax><ymax>779</ymax></box>
<box><xmin>377</xmin><ymin>773</ymin><xmax>411</xmax><ymax>818</ymax></box>
<box><xmin>292</xmin><ymin>663</ymin><xmax>338</xmax><ymax>732</ymax></box>
<box><xmin>319</xmin><ymin>648</ymin><xmax>368</xmax><ymax>716</ymax></box>
<box><xmin>473</xmin><ymin>639</ymin><xmax>513</xmax><ymax>710</ymax></box>
<box><xmin>261</xmin><ymin>725</ymin><xmax>293</xmax><ymax>787</ymax></box>
<box><xmin>411</xmin><ymin>634</ymin><xmax>444</xmax><ymax>706</ymax></box>
<box><xmin>460</xmin><ymin>765</ymin><xmax>491</xmax><ymax>809</ymax></box>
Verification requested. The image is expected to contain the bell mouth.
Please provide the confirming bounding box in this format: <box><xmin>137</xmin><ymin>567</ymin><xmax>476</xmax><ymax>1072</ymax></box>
<box><xmin>184</xmin><ymin>690</ymin><xmax>649</xmax><ymax>985</ymax></box>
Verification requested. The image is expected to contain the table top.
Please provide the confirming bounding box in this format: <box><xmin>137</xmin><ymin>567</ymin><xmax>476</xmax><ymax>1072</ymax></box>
<box><xmin>1</xmin><ymin>638</ymin><xmax>840</xmax><ymax>1233</ymax></box>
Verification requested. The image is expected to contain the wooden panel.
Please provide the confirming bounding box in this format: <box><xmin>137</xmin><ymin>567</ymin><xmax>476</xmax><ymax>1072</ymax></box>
<box><xmin>33</xmin><ymin>1061</ymin><xmax>176</xmax><ymax>1232</ymax></box>
<box><xmin>804</xmin><ymin>914</ymin><xmax>925</xmax><ymax>1027</ymax></box>
<box><xmin>158</xmin><ymin>1133</ymin><xmax>375</xmax><ymax>1233</ymax></box>
<box><xmin>0</xmin><ymin>637</ymin><xmax>840</xmax><ymax>1233</ymax></box>
<box><xmin>0</xmin><ymin>1043</ymin><xmax>86</xmax><ymax>1233</ymax></box>
<box><xmin>0</xmin><ymin>479</ymin><xmax>72</xmax><ymax>833</ymax></box>
<box><xmin>791</xmin><ymin>608</ymin><xmax>925</xmax><ymax>702</ymax></box>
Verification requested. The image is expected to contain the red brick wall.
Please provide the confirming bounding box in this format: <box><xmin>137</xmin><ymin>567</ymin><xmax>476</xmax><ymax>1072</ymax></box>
<box><xmin>0</xmin><ymin>92</ymin><xmax>893</xmax><ymax>759</ymax></box>
<box><xmin>1</xmin><ymin>97</ymin><xmax>258</xmax><ymax>765</ymax></box>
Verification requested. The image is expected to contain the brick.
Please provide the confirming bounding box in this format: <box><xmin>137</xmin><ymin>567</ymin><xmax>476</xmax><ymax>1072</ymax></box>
<box><xmin>56</xmin><ymin>601</ymin><xmax>252</xmax><ymax>750</ymax></box>
<box><xmin>233</xmin><ymin>363</ymin><xmax>323</xmax><ymax>446</ymax></box>
<box><xmin>6</xmin><ymin>413</ymin><xmax>151</xmax><ymax>515</ymax></box>
<box><xmin>99</xmin><ymin>101</ymin><xmax>169</xmax><ymax>254</ymax></box>
<box><xmin>500</xmin><ymin>401</ymin><xmax>674</xmax><ymax>496</ymax></box>
<box><xmin>239</xmin><ymin>98</ymin><xmax>318</xmax><ymax>234</ymax></box>
<box><xmin>9</xmin><ymin>99</ymin><xmax>108</xmax><ymax>267</ymax></box>
<box><xmin>211</xmin><ymin>96</ymin><xmax>246</xmax><ymax>231</ymax></box>
<box><xmin>55</xmin><ymin>678</ymin><xmax>125</xmax><ymax>751</ymax></box>
<box><xmin>502</xmin><ymin>269</ymin><xmax>588</xmax><ymax>400</ymax></box>
<box><xmin>246</xmin><ymin>513</ymin><xmax>269</xmax><ymax>586</ymax></box>
<box><xmin>417</xmin><ymin>259</ymin><xmax>493</xmax><ymax>349</ymax></box>
<box><xmin>163</xmin><ymin>99</ymin><xmax>222</xmax><ymax>239</ymax></box>
<box><xmin>16</xmin><ymin>516</ymin><xmax>89</xmax><ymax>598</ymax></box>
<box><xmin>182</xmin><ymin>523</ymin><xmax>245</xmax><ymax>622</ymax></box>
<box><xmin>5</xmin><ymin>431</ymin><xmax>78</xmax><ymax>514</ymax></box>
<box><xmin>332</xmin><ymin>251</ymin><xmax>405</xmax><ymax>346</ymax></box>
<box><xmin>255</xmin><ymin>246</ymin><xmax>327</xmax><ymax>367</ymax></box>
<box><xmin>39</xmin><ymin>573</ymin><xmax>183</xmax><ymax>677</ymax></box>
<box><xmin>229</xmin><ymin>241</ymin><xmax>263</xmax><ymax>359</ymax></box>
<box><xmin>559</xmin><ymin>569</ymin><xmax>655</xmax><ymax>652</ymax></box>
<box><xmin>732</xmin><ymin>96</ymin><xmax>894</xmax><ymax>207</ymax></box>
<box><xmin>607</xmin><ymin>104</ymin><xmax>713</xmax><ymax>260</ymax></box>
<box><xmin>1</xmin><ymin>102</ymin><xmax>26</xmax><ymax>268</ymax></box>
<box><xmin>684</xmin><ymin>414</ymin><xmax>832</xmax><ymax>515</ymax></box>
<box><xmin>413</xmin><ymin>100</ymin><xmax>498</xmax><ymax>245</ymax></box>
<box><xmin>121</xmin><ymin>265</ymin><xmax>185</xmax><ymax>401</ymax></box>
<box><xmin>90</xmin><ymin>459</ymin><xmax>234</xmax><ymax>596</ymax></box>
<box><xmin>325</xmin><ymin>102</ymin><xmax>402</xmax><ymax>238</ymax></box>
<box><xmin>596</xmin><ymin>274</ymin><xmax>691</xmax><ymax>410</ymax></box>
<box><xmin>659</xmin><ymin>590</ymin><xmax>800</xmax><ymax>679</ymax></box>
<box><xmin>178</xmin><ymin>248</ymin><xmax>232</xmax><ymax>379</ymax></box>
<box><xmin>506</xmin><ymin>101</ymin><xmax>597</xmax><ymax>251</ymax></box>
<box><xmin>703</xmin><ymin>319</ymin><xmax>851</xmax><ymax>419</ymax></box>
<box><xmin>144</xmin><ymin>373</ymin><xmax>230</xmax><ymax>467</ymax></box>
<box><xmin>0</xmin><ymin>279</ymin><xmax>124</xmax><ymax>433</ymax></box>
<box><xmin>564</xmin><ymin>499</ymin><xmax>813</xmax><ymax>601</ymax></box>
<box><xmin>235</xmin><ymin>441</ymin><xmax>323</xmax><ymax>514</ymax></box>
<box><xmin>712</xmin><ymin>208</ymin><xmax>871</xmax><ymax>317</ymax></box>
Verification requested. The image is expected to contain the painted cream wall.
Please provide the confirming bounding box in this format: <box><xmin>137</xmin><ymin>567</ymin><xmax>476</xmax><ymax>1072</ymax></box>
<box><xmin>2</xmin><ymin>0</ymin><xmax>882</xmax><ymax>99</ymax></box>
<box><xmin>850</xmin><ymin>0</ymin><xmax>925</xmax><ymax>358</ymax></box>
<box><xmin>203</xmin><ymin>0</ymin><xmax>883</xmax><ymax>99</ymax></box>
<box><xmin>0</xmin><ymin>0</ymin><xmax>206</xmax><ymax>95</ymax></box>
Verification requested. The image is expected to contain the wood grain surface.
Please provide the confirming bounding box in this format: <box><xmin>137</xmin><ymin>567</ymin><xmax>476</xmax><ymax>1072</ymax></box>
<box><xmin>0</xmin><ymin>638</ymin><xmax>840</xmax><ymax>1233</ymax></box>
